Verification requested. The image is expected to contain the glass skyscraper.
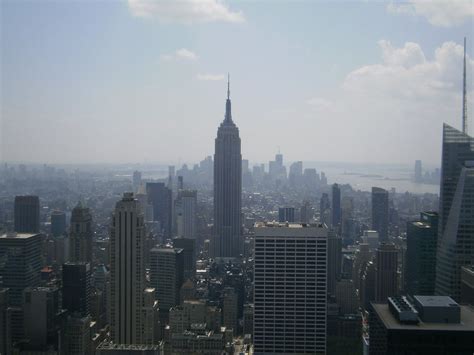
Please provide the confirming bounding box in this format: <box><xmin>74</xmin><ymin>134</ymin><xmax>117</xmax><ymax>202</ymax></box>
<box><xmin>435</xmin><ymin>124</ymin><xmax>474</xmax><ymax>301</ymax></box>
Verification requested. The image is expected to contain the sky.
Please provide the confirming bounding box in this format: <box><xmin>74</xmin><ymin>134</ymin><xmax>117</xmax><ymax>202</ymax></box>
<box><xmin>1</xmin><ymin>0</ymin><xmax>473</xmax><ymax>166</ymax></box>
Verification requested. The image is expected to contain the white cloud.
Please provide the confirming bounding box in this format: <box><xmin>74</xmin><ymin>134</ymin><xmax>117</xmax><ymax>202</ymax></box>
<box><xmin>196</xmin><ymin>73</ymin><xmax>225</xmax><ymax>81</ymax></box>
<box><xmin>161</xmin><ymin>48</ymin><xmax>198</xmax><ymax>61</ymax></box>
<box><xmin>128</xmin><ymin>0</ymin><xmax>245</xmax><ymax>24</ymax></box>
<box><xmin>387</xmin><ymin>0</ymin><xmax>474</xmax><ymax>27</ymax></box>
<box><xmin>304</xmin><ymin>40</ymin><xmax>473</xmax><ymax>164</ymax></box>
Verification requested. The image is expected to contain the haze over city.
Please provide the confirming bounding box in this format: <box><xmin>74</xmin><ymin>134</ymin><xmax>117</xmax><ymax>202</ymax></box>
<box><xmin>2</xmin><ymin>0</ymin><xmax>473</xmax><ymax>166</ymax></box>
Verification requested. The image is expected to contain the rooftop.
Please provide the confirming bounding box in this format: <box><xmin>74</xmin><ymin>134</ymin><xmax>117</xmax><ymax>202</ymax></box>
<box><xmin>0</xmin><ymin>232</ymin><xmax>41</xmax><ymax>239</ymax></box>
<box><xmin>414</xmin><ymin>295</ymin><xmax>459</xmax><ymax>308</ymax></box>
<box><xmin>372</xmin><ymin>303</ymin><xmax>474</xmax><ymax>331</ymax></box>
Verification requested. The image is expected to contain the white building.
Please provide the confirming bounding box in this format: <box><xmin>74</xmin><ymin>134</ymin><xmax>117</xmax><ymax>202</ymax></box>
<box><xmin>254</xmin><ymin>222</ymin><xmax>328</xmax><ymax>354</ymax></box>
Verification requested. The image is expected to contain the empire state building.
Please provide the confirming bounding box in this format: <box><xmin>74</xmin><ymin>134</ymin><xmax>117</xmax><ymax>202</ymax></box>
<box><xmin>213</xmin><ymin>76</ymin><xmax>242</xmax><ymax>258</ymax></box>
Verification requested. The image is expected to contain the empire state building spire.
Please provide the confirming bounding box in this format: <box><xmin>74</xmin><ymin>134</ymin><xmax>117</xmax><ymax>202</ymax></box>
<box><xmin>224</xmin><ymin>73</ymin><xmax>232</xmax><ymax>123</ymax></box>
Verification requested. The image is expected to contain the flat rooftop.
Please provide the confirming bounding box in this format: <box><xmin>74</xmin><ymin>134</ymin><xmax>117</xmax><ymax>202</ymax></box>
<box><xmin>255</xmin><ymin>222</ymin><xmax>325</xmax><ymax>228</ymax></box>
<box><xmin>414</xmin><ymin>295</ymin><xmax>458</xmax><ymax>308</ymax></box>
<box><xmin>372</xmin><ymin>303</ymin><xmax>474</xmax><ymax>331</ymax></box>
<box><xmin>0</xmin><ymin>233</ymin><xmax>41</xmax><ymax>239</ymax></box>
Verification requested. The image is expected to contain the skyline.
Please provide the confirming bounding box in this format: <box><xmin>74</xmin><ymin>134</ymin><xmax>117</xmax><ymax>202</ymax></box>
<box><xmin>1</xmin><ymin>0</ymin><xmax>473</xmax><ymax>166</ymax></box>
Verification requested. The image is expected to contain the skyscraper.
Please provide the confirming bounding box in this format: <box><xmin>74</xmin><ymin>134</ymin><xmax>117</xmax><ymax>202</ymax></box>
<box><xmin>405</xmin><ymin>212</ymin><xmax>438</xmax><ymax>295</ymax></box>
<box><xmin>435</xmin><ymin>124</ymin><xmax>474</xmax><ymax>300</ymax></box>
<box><xmin>146</xmin><ymin>182</ymin><xmax>172</xmax><ymax>238</ymax></box>
<box><xmin>62</xmin><ymin>262</ymin><xmax>91</xmax><ymax>317</ymax></box>
<box><xmin>150</xmin><ymin>247</ymin><xmax>184</xmax><ymax>317</ymax></box>
<box><xmin>327</xmin><ymin>230</ymin><xmax>342</xmax><ymax>297</ymax></box>
<box><xmin>375</xmin><ymin>243</ymin><xmax>398</xmax><ymax>302</ymax></box>
<box><xmin>14</xmin><ymin>195</ymin><xmax>40</xmax><ymax>233</ymax></box>
<box><xmin>50</xmin><ymin>210</ymin><xmax>66</xmax><ymax>237</ymax></box>
<box><xmin>414</xmin><ymin>160</ymin><xmax>422</xmax><ymax>183</ymax></box>
<box><xmin>331</xmin><ymin>184</ymin><xmax>341</xmax><ymax>227</ymax></box>
<box><xmin>109</xmin><ymin>192</ymin><xmax>145</xmax><ymax>344</ymax></box>
<box><xmin>213</xmin><ymin>77</ymin><xmax>242</xmax><ymax>258</ymax></box>
<box><xmin>254</xmin><ymin>222</ymin><xmax>327</xmax><ymax>354</ymax></box>
<box><xmin>175</xmin><ymin>189</ymin><xmax>197</xmax><ymax>239</ymax></box>
<box><xmin>372</xmin><ymin>187</ymin><xmax>389</xmax><ymax>241</ymax></box>
<box><xmin>0</xmin><ymin>233</ymin><xmax>42</xmax><ymax>306</ymax></box>
<box><xmin>69</xmin><ymin>202</ymin><xmax>93</xmax><ymax>263</ymax></box>
<box><xmin>278</xmin><ymin>207</ymin><xmax>295</xmax><ymax>223</ymax></box>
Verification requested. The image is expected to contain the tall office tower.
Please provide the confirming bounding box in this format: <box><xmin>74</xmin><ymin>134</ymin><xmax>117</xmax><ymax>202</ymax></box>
<box><xmin>243</xmin><ymin>303</ymin><xmax>254</xmax><ymax>336</ymax></box>
<box><xmin>320</xmin><ymin>193</ymin><xmax>330</xmax><ymax>220</ymax></box>
<box><xmin>372</xmin><ymin>187</ymin><xmax>389</xmax><ymax>242</ymax></box>
<box><xmin>436</xmin><ymin>124</ymin><xmax>474</xmax><ymax>300</ymax></box>
<box><xmin>173</xmin><ymin>237</ymin><xmax>196</xmax><ymax>279</ymax></box>
<box><xmin>109</xmin><ymin>192</ymin><xmax>145</xmax><ymax>345</ymax></box>
<box><xmin>0</xmin><ymin>288</ymin><xmax>11</xmax><ymax>355</ymax></box>
<box><xmin>62</xmin><ymin>262</ymin><xmax>91</xmax><ymax>316</ymax></box>
<box><xmin>254</xmin><ymin>222</ymin><xmax>328</xmax><ymax>354</ymax></box>
<box><xmin>14</xmin><ymin>195</ymin><xmax>40</xmax><ymax>233</ymax></box>
<box><xmin>0</xmin><ymin>233</ymin><xmax>42</xmax><ymax>306</ymax></box>
<box><xmin>405</xmin><ymin>212</ymin><xmax>438</xmax><ymax>295</ymax></box>
<box><xmin>327</xmin><ymin>230</ymin><xmax>342</xmax><ymax>297</ymax></box>
<box><xmin>69</xmin><ymin>202</ymin><xmax>93</xmax><ymax>263</ymax></box>
<box><xmin>23</xmin><ymin>286</ymin><xmax>66</xmax><ymax>350</ymax></box>
<box><xmin>146</xmin><ymin>182</ymin><xmax>172</xmax><ymax>238</ymax></box>
<box><xmin>300</xmin><ymin>201</ymin><xmax>313</xmax><ymax>224</ymax></box>
<box><xmin>278</xmin><ymin>207</ymin><xmax>295</xmax><ymax>223</ymax></box>
<box><xmin>223</xmin><ymin>287</ymin><xmax>238</xmax><ymax>333</ymax></box>
<box><xmin>213</xmin><ymin>77</ymin><xmax>242</xmax><ymax>258</ymax></box>
<box><xmin>168</xmin><ymin>165</ymin><xmax>175</xmax><ymax>188</ymax></box>
<box><xmin>414</xmin><ymin>160</ymin><xmax>422</xmax><ymax>183</ymax></box>
<box><xmin>331</xmin><ymin>184</ymin><xmax>341</xmax><ymax>227</ymax></box>
<box><xmin>175</xmin><ymin>189</ymin><xmax>197</xmax><ymax>239</ymax></box>
<box><xmin>132</xmin><ymin>170</ymin><xmax>142</xmax><ymax>192</ymax></box>
<box><xmin>150</xmin><ymin>247</ymin><xmax>184</xmax><ymax>316</ymax></box>
<box><xmin>375</xmin><ymin>243</ymin><xmax>398</xmax><ymax>302</ymax></box>
<box><xmin>289</xmin><ymin>161</ymin><xmax>303</xmax><ymax>186</ymax></box>
<box><xmin>50</xmin><ymin>210</ymin><xmax>66</xmax><ymax>237</ymax></box>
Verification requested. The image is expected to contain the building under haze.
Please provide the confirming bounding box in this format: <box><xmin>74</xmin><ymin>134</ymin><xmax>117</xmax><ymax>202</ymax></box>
<box><xmin>254</xmin><ymin>222</ymin><xmax>328</xmax><ymax>354</ymax></box>
<box><xmin>372</xmin><ymin>187</ymin><xmax>389</xmax><ymax>242</ymax></box>
<box><xmin>109</xmin><ymin>193</ymin><xmax>145</xmax><ymax>345</ymax></box>
<box><xmin>50</xmin><ymin>210</ymin><xmax>66</xmax><ymax>237</ymax></box>
<box><xmin>213</xmin><ymin>78</ymin><xmax>242</xmax><ymax>258</ymax></box>
<box><xmin>146</xmin><ymin>182</ymin><xmax>172</xmax><ymax>238</ymax></box>
<box><xmin>331</xmin><ymin>184</ymin><xmax>341</xmax><ymax>228</ymax></box>
<box><xmin>435</xmin><ymin>124</ymin><xmax>474</xmax><ymax>301</ymax></box>
<box><xmin>14</xmin><ymin>195</ymin><xmax>40</xmax><ymax>234</ymax></box>
<box><xmin>69</xmin><ymin>202</ymin><xmax>93</xmax><ymax>263</ymax></box>
<box><xmin>375</xmin><ymin>243</ymin><xmax>398</xmax><ymax>302</ymax></box>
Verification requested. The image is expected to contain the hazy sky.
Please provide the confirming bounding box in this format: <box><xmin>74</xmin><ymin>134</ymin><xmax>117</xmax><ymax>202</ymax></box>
<box><xmin>1</xmin><ymin>0</ymin><xmax>473</xmax><ymax>166</ymax></box>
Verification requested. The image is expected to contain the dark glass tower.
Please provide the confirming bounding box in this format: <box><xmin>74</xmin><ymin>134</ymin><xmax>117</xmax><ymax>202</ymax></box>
<box><xmin>435</xmin><ymin>124</ymin><xmax>474</xmax><ymax>300</ymax></box>
<box><xmin>14</xmin><ymin>195</ymin><xmax>40</xmax><ymax>233</ymax></box>
<box><xmin>213</xmin><ymin>77</ymin><xmax>242</xmax><ymax>258</ymax></box>
<box><xmin>331</xmin><ymin>184</ymin><xmax>341</xmax><ymax>227</ymax></box>
<box><xmin>372</xmin><ymin>187</ymin><xmax>389</xmax><ymax>241</ymax></box>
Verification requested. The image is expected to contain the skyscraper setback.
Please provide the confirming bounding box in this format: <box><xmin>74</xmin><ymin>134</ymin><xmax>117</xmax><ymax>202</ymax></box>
<box><xmin>213</xmin><ymin>77</ymin><xmax>242</xmax><ymax>258</ymax></box>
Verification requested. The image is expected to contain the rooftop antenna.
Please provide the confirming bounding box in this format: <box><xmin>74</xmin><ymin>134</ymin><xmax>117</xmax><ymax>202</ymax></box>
<box><xmin>462</xmin><ymin>37</ymin><xmax>467</xmax><ymax>134</ymax></box>
<box><xmin>227</xmin><ymin>73</ymin><xmax>230</xmax><ymax>100</ymax></box>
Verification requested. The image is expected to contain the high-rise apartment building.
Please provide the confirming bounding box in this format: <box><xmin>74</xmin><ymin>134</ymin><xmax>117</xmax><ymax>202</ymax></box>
<box><xmin>375</xmin><ymin>243</ymin><xmax>398</xmax><ymax>302</ymax></box>
<box><xmin>69</xmin><ymin>202</ymin><xmax>93</xmax><ymax>263</ymax></box>
<box><xmin>254</xmin><ymin>222</ymin><xmax>327</xmax><ymax>354</ymax></box>
<box><xmin>213</xmin><ymin>78</ymin><xmax>242</xmax><ymax>258</ymax></box>
<box><xmin>14</xmin><ymin>195</ymin><xmax>40</xmax><ymax>233</ymax></box>
<box><xmin>435</xmin><ymin>124</ymin><xmax>474</xmax><ymax>301</ymax></box>
<box><xmin>405</xmin><ymin>212</ymin><xmax>438</xmax><ymax>295</ymax></box>
<box><xmin>372</xmin><ymin>187</ymin><xmax>389</xmax><ymax>241</ymax></box>
<box><xmin>109</xmin><ymin>193</ymin><xmax>145</xmax><ymax>344</ymax></box>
